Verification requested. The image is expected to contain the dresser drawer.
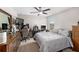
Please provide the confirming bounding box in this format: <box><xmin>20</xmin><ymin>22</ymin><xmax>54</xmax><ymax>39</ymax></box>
<box><xmin>74</xmin><ymin>32</ymin><xmax>79</xmax><ymax>38</ymax></box>
<box><xmin>72</xmin><ymin>26</ymin><xmax>79</xmax><ymax>51</ymax></box>
<box><xmin>73</xmin><ymin>40</ymin><xmax>79</xmax><ymax>51</ymax></box>
<box><xmin>72</xmin><ymin>26</ymin><xmax>79</xmax><ymax>31</ymax></box>
<box><xmin>0</xmin><ymin>45</ymin><xmax>6</xmax><ymax>52</ymax></box>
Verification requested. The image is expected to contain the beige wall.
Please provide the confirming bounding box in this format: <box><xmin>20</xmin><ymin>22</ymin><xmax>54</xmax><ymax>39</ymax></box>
<box><xmin>18</xmin><ymin>15</ymin><xmax>47</xmax><ymax>29</ymax></box>
<box><xmin>47</xmin><ymin>8</ymin><xmax>79</xmax><ymax>30</ymax></box>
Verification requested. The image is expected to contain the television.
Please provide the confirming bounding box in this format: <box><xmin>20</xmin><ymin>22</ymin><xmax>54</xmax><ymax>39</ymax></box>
<box><xmin>41</xmin><ymin>25</ymin><xmax>46</xmax><ymax>31</ymax></box>
<box><xmin>2</xmin><ymin>23</ymin><xmax>8</xmax><ymax>30</ymax></box>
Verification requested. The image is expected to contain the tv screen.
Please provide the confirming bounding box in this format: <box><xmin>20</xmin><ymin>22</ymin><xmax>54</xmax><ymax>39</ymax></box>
<box><xmin>2</xmin><ymin>23</ymin><xmax>8</xmax><ymax>30</ymax></box>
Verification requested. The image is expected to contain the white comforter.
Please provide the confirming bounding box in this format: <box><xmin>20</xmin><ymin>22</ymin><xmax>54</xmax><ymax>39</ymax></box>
<box><xmin>34</xmin><ymin>32</ymin><xmax>73</xmax><ymax>52</ymax></box>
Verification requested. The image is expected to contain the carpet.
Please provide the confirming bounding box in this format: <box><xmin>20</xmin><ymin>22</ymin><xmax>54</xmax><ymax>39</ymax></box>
<box><xmin>17</xmin><ymin>38</ymin><xmax>39</xmax><ymax>52</ymax></box>
<box><xmin>17</xmin><ymin>38</ymin><xmax>73</xmax><ymax>52</ymax></box>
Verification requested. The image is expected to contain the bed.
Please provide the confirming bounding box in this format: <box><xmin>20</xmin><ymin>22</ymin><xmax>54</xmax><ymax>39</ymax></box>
<box><xmin>34</xmin><ymin>29</ymin><xmax>73</xmax><ymax>52</ymax></box>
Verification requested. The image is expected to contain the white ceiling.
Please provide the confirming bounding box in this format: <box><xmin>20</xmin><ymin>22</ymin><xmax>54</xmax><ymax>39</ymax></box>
<box><xmin>12</xmin><ymin>7</ymin><xmax>71</xmax><ymax>16</ymax></box>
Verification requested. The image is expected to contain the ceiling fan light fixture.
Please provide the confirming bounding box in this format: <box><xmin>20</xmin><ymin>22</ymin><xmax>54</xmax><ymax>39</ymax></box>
<box><xmin>33</xmin><ymin>7</ymin><xmax>51</xmax><ymax>16</ymax></box>
<box><xmin>39</xmin><ymin>12</ymin><xmax>42</xmax><ymax>14</ymax></box>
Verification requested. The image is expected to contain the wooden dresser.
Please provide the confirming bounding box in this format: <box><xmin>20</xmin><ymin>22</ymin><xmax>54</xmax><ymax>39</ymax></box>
<box><xmin>0</xmin><ymin>31</ymin><xmax>21</xmax><ymax>52</ymax></box>
<box><xmin>72</xmin><ymin>26</ymin><xmax>79</xmax><ymax>51</ymax></box>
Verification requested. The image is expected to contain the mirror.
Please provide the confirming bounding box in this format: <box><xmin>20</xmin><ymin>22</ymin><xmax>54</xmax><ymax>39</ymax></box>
<box><xmin>0</xmin><ymin>12</ymin><xmax>9</xmax><ymax>28</ymax></box>
<box><xmin>0</xmin><ymin>9</ymin><xmax>12</xmax><ymax>32</ymax></box>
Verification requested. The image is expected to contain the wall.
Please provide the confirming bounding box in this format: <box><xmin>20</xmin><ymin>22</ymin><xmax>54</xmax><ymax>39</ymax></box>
<box><xmin>0</xmin><ymin>7</ymin><xmax>17</xmax><ymax>18</ymax></box>
<box><xmin>47</xmin><ymin>8</ymin><xmax>79</xmax><ymax>30</ymax></box>
<box><xmin>0</xmin><ymin>7</ymin><xmax>17</xmax><ymax>29</ymax></box>
<box><xmin>18</xmin><ymin>15</ymin><xmax>47</xmax><ymax>29</ymax></box>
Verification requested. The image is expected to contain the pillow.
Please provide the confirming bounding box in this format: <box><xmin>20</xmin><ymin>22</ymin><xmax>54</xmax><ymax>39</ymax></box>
<box><xmin>58</xmin><ymin>29</ymin><xmax>69</xmax><ymax>37</ymax></box>
<box><xmin>52</xmin><ymin>29</ymin><xmax>59</xmax><ymax>33</ymax></box>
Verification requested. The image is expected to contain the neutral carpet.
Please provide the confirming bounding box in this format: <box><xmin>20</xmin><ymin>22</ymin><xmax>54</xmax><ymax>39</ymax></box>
<box><xmin>17</xmin><ymin>38</ymin><xmax>73</xmax><ymax>52</ymax></box>
<box><xmin>17</xmin><ymin>38</ymin><xmax>39</xmax><ymax>52</ymax></box>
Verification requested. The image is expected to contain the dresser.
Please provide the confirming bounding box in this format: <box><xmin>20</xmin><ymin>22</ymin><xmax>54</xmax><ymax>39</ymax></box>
<box><xmin>72</xmin><ymin>26</ymin><xmax>79</xmax><ymax>51</ymax></box>
<box><xmin>0</xmin><ymin>9</ymin><xmax>21</xmax><ymax>52</ymax></box>
<box><xmin>0</xmin><ymin>31</ymin><xmax>21</xmax><ymax>52</ymax></box>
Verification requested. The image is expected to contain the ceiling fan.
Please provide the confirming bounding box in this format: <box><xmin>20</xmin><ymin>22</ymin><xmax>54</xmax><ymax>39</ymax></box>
<box><xmin>30</xmin><ymin>7</ymin><xmax>50</xmax><ymax>16</ymax></box>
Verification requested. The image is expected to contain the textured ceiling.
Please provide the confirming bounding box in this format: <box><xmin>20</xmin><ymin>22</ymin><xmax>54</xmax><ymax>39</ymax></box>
<box><xmin>12</xmin><ymin>7</ymin><xmax>71</xmax><ymax>16</ymax></box>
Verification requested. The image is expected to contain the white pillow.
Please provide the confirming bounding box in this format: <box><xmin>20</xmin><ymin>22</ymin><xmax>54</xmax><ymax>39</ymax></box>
<box><xmin>52</xmin><ymin>29</ymin><xmax>59</xmax><ymax>33</ymax></box>
<box><xmin>58</xmin><ymin>29</ymin><xmax>69</xmax><ymax>37</ymax></box>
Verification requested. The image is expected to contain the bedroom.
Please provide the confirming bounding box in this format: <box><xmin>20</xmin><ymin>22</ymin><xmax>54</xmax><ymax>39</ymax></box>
<box><xmin>0</xmin><ymin>7</ymin><xmax>79</xmax><ymax>52</ymax></box>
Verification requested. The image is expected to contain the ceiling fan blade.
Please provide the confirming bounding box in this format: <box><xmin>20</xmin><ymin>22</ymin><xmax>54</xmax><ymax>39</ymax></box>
<box><xmin>30</xmin><ymin>12</ymin><xmax>38</xmax><ymax>13</ymax></box>
<box><xmin>43</xmin><ymin>12</ymin><xmax>47</xmax><ymax>14</ymax></box>
<box><xmin>42</xmin><ymin>11</ymin><xmax>47</xmax><ymax>14</ymax></box>
<box><xmin>34</xmin><ymin>7</ymin><xmax>40</xmax><ymax>12</ymax></box>
<box><xmin>43</xmin><ymin>9</ymin><xmax>50</xmax><ymax>11</ymax></box>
